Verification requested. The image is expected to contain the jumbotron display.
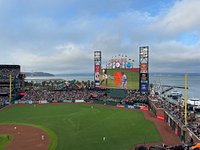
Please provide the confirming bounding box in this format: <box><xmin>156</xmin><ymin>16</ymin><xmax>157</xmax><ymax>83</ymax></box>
<box><xmin>99</xmin><ymin>68</ymin><xmax>139</xmax><ymax>89</ymax></box>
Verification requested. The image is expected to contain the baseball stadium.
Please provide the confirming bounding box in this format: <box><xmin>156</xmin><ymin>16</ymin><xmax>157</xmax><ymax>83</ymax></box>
<box><xmin>0</xmin><ymin>47</ymin><xmax>199</xmax><ymax>150</ymax></box>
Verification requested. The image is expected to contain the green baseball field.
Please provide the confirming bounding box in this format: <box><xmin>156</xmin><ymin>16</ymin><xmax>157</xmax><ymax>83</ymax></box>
<box><xmin>0</xmin><ymin>135</ymin><xmax>10</xmax><ymax>150</ymax></box>
<box><xmin>0</xmin><ymin>104</ymin><xmax>161</xmax><ymax>150</ymax></box>
<box><xmin>100</xmin><ymin>69</ymin><xmax>139</xmax><ymax>89</ymax></box>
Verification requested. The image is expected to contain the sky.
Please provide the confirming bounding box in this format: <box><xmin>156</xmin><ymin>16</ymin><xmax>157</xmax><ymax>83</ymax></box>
<box><xmin>0</xmin><ymin>0</ymin><xmax>200</xmax><ymax>74</ymax></box>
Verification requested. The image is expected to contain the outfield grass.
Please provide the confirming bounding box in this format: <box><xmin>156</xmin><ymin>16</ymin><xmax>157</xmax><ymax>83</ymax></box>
<box><xmin>0</xmin><ymin>135</ymin><xmax>11</xmax><ymax>150</ymax></box>
<box><xmin>0</xmin><ymin>104</ymin><xmax>161</xmax><ymax>150</ymax></box>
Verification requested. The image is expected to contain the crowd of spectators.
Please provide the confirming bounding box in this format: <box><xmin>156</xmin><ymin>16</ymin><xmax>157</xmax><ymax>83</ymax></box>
<box><xmin>0</xmin><ymin>96</ymin><xmax>9</xmax><ymax>109</ymax></box>
<box><xmin>20</xmin><ymin>89</ymin><xmax>105</xmax><ymax>102</ymax></box>
<box><xmin>0</xmin><ymin>68</ymin><xmax>20</xmax><ymax>81</ymax></box>
<box><xmin>188</xmin><ymin>121</ymin><xmax>200</xmax><ymax>139</ymax></box>
<box><xmin>124</xmin><ymin>90</ymin><xmax>148</xmax><ymax>105</ymax></box>
<box><xmin>164</xmin><ymin>101</ymin><xmax>184</xmax><ymax>125</ymax></box>
<box><xmin>19</xmin><ymin>87</ymin><xmax>148</xmax><ymax>106</ymax></box>
<box><xmin>19</xmin><ymin>79</ymin><xmax>148</xmax><ymax>105</ymax></box>
<box><xmin>20</xmin><ymin>89</ymin><xmax>118</xmax><ymax>103</ymax></box>
<box><xmin>152</xmin><ymin>98</ymin><xmax>165</xmax><ymax>109</ymax></box>
<box><xmin>0</xmin><ymin>67</ymin><xmax>20</xmax><ymax>109</ymax></box>
<box><xmin>149</xmin><ymin>94</ymin><xmax>200</xmax><ymax>139</ymax></box>
<box><xmin>0</xmin><ymin>87</ymin><xmax>9</xmax><ymax>94</ymax></box>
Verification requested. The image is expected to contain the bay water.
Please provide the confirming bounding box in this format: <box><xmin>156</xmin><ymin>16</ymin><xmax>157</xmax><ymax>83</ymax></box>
<box><xmin>25</xmin><ymin>73</ymin><xmax>200</xmax><ymax>98</ymax></box>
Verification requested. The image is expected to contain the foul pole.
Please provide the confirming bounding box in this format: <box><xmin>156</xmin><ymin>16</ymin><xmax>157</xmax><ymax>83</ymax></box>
<box><xmin>9</xmin><ymin>74</ymin><xmax>12</xmax><ymax>102</ymax></box>
<box><xmin>184</xmin><ymin>74</ymin><xmax>188</xmax><ymax>126</ymax></box>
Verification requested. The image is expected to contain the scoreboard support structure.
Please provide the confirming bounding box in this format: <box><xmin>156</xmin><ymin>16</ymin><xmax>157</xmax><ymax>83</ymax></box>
<box><xmin>139</xmin><ymin>46</ymin><xmax>149</xmax><ymax>95</ymax></box>
<box><xmin>94</xmin><ymin>51</ymin><xmax>101</xmax><ymax>87</ymax></box>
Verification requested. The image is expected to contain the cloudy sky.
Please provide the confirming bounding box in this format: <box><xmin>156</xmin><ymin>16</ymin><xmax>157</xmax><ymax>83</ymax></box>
<box><xmin>0</xmin><ymin>0</ymin><xmax>200</xmax><ymax>74</ymax></box>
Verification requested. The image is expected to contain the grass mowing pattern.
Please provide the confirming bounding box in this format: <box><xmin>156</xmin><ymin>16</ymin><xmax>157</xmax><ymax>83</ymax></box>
<box><xmin>0</xmin><ymin>104</ymin><xmax>161</xmax><ymax>150</ymax></box>
<box><xmin>0</xmin><ymin>135</ymin><xmax>11</xmax><ymax>150</ymax></box>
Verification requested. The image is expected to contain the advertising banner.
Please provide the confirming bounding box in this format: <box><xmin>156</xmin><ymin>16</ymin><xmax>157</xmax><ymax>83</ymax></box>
<box><xmin>140</xmin><ymin>83</ymin><xmax>148</xmax><ymax>93</ymax></box>
<box><xmin>95</xmin><ymin>65</ymin><xmax>100</xmax><ymax>72</ymax></box>
<box><xmin>140</xmin><ymin>63</ymin><xmax>148</xmax><ymax>73</ymax></box>
<box><xmin>94</xmin><ymin>66</ymin><xmax>100</xmax><ymax>86</ymax></box>
<box><xmin>140</xmin><ymin>73</ymin><xmax>148</xmax><ymax>83</ymax></box>
<box><xmin>94</xmin><ymin>72</ymin><xmax>100</xmax><ymax>81</ymax></box>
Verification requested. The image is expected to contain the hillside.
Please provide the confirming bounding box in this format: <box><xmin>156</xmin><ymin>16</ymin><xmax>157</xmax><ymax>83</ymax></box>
<box><xmin>23</xmin><ymin>72</ymin><xmax>54</xmax><ymax>77</ymax></box>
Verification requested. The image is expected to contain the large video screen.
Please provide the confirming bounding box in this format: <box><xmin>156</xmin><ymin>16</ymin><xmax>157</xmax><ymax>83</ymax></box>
<box><xmin>99</xmin><ymin>68</ymin><xmax>139</xmax><ymax>90</ymax></box>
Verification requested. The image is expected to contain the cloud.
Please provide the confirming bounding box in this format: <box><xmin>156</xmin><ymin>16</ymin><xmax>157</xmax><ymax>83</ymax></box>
<box><xmin>10</xmin><ymin>43</ymin><xmax>93</xmax><ymax>73</ymax></box>
<box><xmin>0</xmin><ymin>0</ymin><xmax>200</xmax><ymax>74</ymax></box>
<box><xmin>150</xmin><ymin>41</ymin><xmax>200</xmax><ymax>73</ymax></box>
<box><xmin>150</xmin><ymin>0</ymin><xmax>200</xmax><ymax>36</ymax></box>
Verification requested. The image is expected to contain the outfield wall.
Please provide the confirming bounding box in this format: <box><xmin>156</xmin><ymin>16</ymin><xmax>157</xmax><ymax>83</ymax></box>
<box><xmin>13</xmin><ymin>98</ymin><xmax>148</xmax><ymax>111</ymax></box>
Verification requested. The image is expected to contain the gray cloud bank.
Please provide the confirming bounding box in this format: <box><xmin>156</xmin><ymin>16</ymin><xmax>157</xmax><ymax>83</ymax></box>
<box><xmin>0</xmin><ymin>0</ymin><xmax>200</xmax><ymax>73</ymax></box>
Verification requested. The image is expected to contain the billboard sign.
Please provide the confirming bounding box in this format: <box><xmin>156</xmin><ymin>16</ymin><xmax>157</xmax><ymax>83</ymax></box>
<box><xmin>140</xmin><ymin>63</ymin><xmax>148</xmax><ymax>73</ymax></box>
<box><xmin>140</xmin><ymin>83</ymin><xmax>148</xmax><ymax>93</ymax></box>
<box><xmin>95</xmin><ymin>65</ymin><xmax>100</xmax><ymax>72</ymax></box>
<box><xmin>94</xmin><ymin>72</ymin><xmax>100</xmax><ymax>81</ymax></box>
<box><xmin>140</xmin><ymin>73</ymin><xmax>148</xmax><ymax>83</ymax></box>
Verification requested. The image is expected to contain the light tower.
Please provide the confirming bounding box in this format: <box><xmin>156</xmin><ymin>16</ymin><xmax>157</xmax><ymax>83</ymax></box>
<box><xmin>94</xmin><ymin>51</ymin><xmax>101</xmax><ymax>87</ymax></box>
<box><xmin>139</xmin><ymin>46</ymin><xmax>149</xmax><ymax>95</ymax></box>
